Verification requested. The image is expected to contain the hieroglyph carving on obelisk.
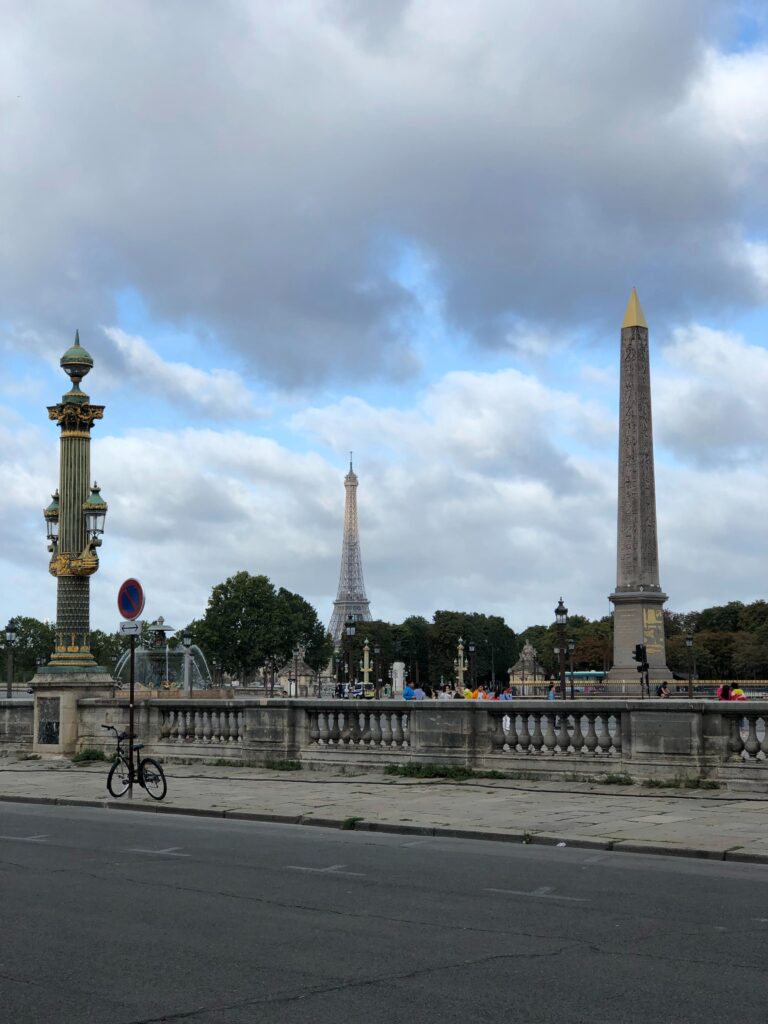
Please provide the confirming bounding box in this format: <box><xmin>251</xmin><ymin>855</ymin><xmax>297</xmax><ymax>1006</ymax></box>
<box><xmin>609</xmin><ymin>289</ymin><xmax>670</xmax><ymax>679</ymax></box>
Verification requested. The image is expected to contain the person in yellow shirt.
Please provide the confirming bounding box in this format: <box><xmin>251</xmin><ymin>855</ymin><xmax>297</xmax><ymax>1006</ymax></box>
<box><xmin>463</xmin><ymin>686</ymin><xmax>475</xmax><ymax>699</ymax></box>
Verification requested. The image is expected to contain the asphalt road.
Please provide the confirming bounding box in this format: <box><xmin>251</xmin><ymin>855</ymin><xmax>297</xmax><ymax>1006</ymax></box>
<box><xmin>1</xmin><ymin>803</ymin><xmax>767</xmax><ymax>1024</ymax></box>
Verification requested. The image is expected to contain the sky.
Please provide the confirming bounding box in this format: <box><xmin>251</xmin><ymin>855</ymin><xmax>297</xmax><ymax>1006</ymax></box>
<box><xmin>2</xmin><ymin>0</ymin><xmax>768</xmax><ymax>637</ymax></box>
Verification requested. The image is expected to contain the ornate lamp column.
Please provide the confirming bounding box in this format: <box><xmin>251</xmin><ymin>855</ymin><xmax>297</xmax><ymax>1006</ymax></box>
<box><xmin>45</xmin><ymin>332</ymin><xmax>108</xmax><ymax>672</ymax></box>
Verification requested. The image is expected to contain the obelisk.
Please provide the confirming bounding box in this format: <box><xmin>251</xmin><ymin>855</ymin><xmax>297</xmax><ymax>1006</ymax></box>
<box><xmin>608</xmin><ymin>289</ymin><xmax>670</xmax><ymax>679</ymax></box>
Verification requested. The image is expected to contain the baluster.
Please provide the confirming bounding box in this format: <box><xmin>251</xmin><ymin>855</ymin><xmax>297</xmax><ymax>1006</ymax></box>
<box><xmin>160</xmin><ymin>712</ymin><xmax>171</xmax><ymax>741</ymax></box>
<box><xmin>236</xmin><ymin>710</ymin><xmax>244</xmax><ymax>742</ymax></box>
<box><xmin>308</xmin><ymin>710</ymin><xmax>321</xmax><ymax>746</ymax></box>
<box><xmin>728</xmin><ymin>716</ymin><xmax>744</xmax><ymax>758</ymax></box>
<box><xmin>610</xmin><ymin>713</ymin><xmax>622</xmax><ymax>755</ymax></box>
<box><xmin>401</xmin><ymin>712</ymin><xmax>410</xmax><ymax>748</ymax></box>
<box><xmin>169</xmin><ymin>709</ymin><xmax>179</xmax><ymax>742</ymax></box>
<box><xmin>490</xmin><ymin>713</ymin><xmax>505</xmax><ymax>751</ymax></box>
<box><xmin>228</xmin><ymin>710</ymin><xmax>236</xmax><ymax>743</ymax></box>
<box><xmin>593</xmin><ymin>712</ymin><xmax>607</xmax><ymax>753</ymax></box>
<box><xmin>329</xmin><ymin>711</ymin><xmax>341</xmax><ymax>745</ymax></box>
<box><xmin>209</xmin><ymin>710</ymin><xmax>220</xmax><ymax>743</ymax></box>
<box><xmin>391</xmin><ymin>712</ymin><xmax>405</xmax><ymax>748</ymax></box>
<box><xmin>570</xmin><ymin>712</ymin><xmax>584</xmax><ymax>754</ymax></box>
<box><xmin>760</xmin><ymin>716</ymin><xmax>768</xmax><ymax>759</ymax></box>
<box><xmin>360</xmin><ymin>712</ymin><xmax>372</xmax><ymax>746</ymax></box>
<box><xmin>584</xmin><ymin>713</ymin><xmax>598</xmax><ymax>754</ymax></box>
<box><xmin>371</xmin><ymin>711</ymin><xmax>384</xmax><ymax>746</ymax></box>
<box><xmin>530</xmin><ymin>712</ymin><xmax>544</xmax><ymax>753</ymax></box>
<box><xmin>518</xmin><ymin>713</ymin><xmax>531</xmax><ymax>753</ymax></box>
<box><xmin>556</xmin><ymin>712</ymin><xmax>570</xmax><ymax>753</ymax></box>
<box><xmin>745</xmin><ymin>715</ymin><xmax>760</xmax><ymax>758</ymax></box>
<box><xmin>184</xmin><ymin>710</ymin><xmax>194</xmax><ymax>742</ymax></box>
<box><xmin>318</xmin><ymin>710</ymin><xmax>330</xmax><ymax>745</ymax></box>
<box><xmin>202</xmin><ymin>710</ymin><xmax>211</xmax><ymax>743</ymax></box>
<box><xmin>195</xmin><ymin>711</ymin><xmax>204</xmax><ymax>743</ymax></box>
<box><xmin>340</xmin><ymin>711</ymin><xmax>351</xmax><ymax>745</ymax></box>
<box><xmin>348</xmin><ymin>710</ymin><xmax>361</xmax><ymax>746</ymax></box>
<box><xmin>542</xmin><ymin>712</ymin><xmax>557</xmax><ymax>752</ymax></box>
<box><xmin>504</xmin><ymin>712</ymin><xmax>518</xmax><ymax>752</ymax></box>
<box><xmin>379</xmin><ymin>711</ymin><xmax>392</xmax><ymax>747</ymax></box>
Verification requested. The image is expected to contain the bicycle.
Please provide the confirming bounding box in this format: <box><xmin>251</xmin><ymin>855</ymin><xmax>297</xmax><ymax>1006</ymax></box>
<box><xmin>101</xmin><ymin>724</ymin><xmax>167</xmax><ymax>801</ymax></box>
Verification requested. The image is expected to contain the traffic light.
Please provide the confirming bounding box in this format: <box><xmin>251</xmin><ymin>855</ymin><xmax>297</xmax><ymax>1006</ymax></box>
<box><xmin>632</xmin><ymin>643</ymin><xmax>647</xmax><ymax>673</ymax></box>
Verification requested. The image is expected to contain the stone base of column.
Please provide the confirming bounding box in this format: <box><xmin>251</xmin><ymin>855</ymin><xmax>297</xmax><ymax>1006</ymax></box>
<box><xmin>29</xmin><ymin>671</ymin><xmax>114</xmax><ymax>757</ymax></box>
<box><xmin>608</xmin><ymin>589</ymin><xmax>671</xmax><ymax>680</ymax></box>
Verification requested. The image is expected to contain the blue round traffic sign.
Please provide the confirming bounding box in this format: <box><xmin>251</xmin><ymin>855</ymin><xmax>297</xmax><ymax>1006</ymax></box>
<box><xmin>117</xmin><ymin>578</ymin><xmax>145</xmax><ymax>620</ymax></box>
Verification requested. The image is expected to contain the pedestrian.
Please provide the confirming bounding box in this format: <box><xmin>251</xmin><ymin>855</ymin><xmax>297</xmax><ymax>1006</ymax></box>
<box><xmin>656</xmin><ymin>682</ymin><xmax>670</xmax><ymax>698</ymax></box>
<box><xmin>718</xmin><ymin>684</ymin><xmax>732</xmax><ymax>701</ymax></box>
<box><xmin>499</xmin><ymin>684</ymin><xmax>514</xmax><ymax>701</ymax></box>
<box><xmin>463</xmin><ymin>685</ymin><xmax>475</xmax><ymax>700</ymax></box>
<box><xmin>438</xmin><ymin>684</ymin><xmax>453</xmax><ymax>700</ymax></box>
<box><xmin>412</xmin><ymin>684</ymin><xmax>426</xmax><ymax>700</ymax></box>
<box><xmin>403</xmin><ymin>682</ymin><xmax>415</xmax><ymax>700</ymax></box>
<box><xmin>547</xmin><ymin>682</ymin><xmax>557</xmax><ymax>701</ymax></box>
<box><xmin>731</xmin><ymin>684</ymin><xmax>747</xmax><ymax>701</ymax></box>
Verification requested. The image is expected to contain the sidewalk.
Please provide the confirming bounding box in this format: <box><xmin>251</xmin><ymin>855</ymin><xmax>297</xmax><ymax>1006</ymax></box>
<box><xmin>1</xmin><ymin>756</ymin><xmax>767</xmax><ymax>864</ymax></box>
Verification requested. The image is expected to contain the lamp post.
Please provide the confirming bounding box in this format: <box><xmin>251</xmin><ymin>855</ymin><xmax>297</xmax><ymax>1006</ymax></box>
<box><xmin>373</xmin><ymin>645</ymin><xmax>381</xmax><ymax>697</ymax></box>
<box><xmin>568</xmin><ymin>637</ymin><xmax>576</xmax><ymax>699</ymax></box>
<box><xmin>454</xmin><ymin>637</ymin><xmax>468</xmax><ymax>690</ymax></box>
<box><xmin>6</xmin><ymin>620</ymin><xmax>17</xmax><ymax>698</ymax></box>
<box><xmin>292</xmin><ymin>644</ymin><xmax>300</xmax><ymax>697</ymax></box>
<box><xmin>555</xmin><ymin>598</ymin><xmax>568</xmax><ymax>699</ymax></box>
<box><xmin>485</xmin><ymin>639</ymin><xmax>497</xmax><ymax>692</ymax></box>
<box><xmin>468</xmin><ymin>641</ymin><xmax>476</xmax><ymax>689</ymax></box>
<box><xmin>182</xmin><ymin>630</ymin><xmax>193</xmax><ymax>698</ymax></box>
<box><xmin>44</xmin><ymin>333</ymin><xmax>109</xmax><ymax>671</ymax></box>
<box><xmin>685</xmin><ymin>634</ymin><xmax>694</xmax><ymax>699</ymax></box>
<box><xmin>361</xmin><ymin>638</ymin><xmax>371</xmax><ymax>688</ymax></box>
<box><xmin>344</xmin><ymin>614</ymin><xmax>356</xmax><ymax>696</ymax></box>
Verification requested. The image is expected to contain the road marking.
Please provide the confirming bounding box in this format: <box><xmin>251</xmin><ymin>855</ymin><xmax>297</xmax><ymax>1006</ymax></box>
<box><xmin>128</xmin><ymin>847</ymin><xmax>190</xmax><ymax>857</ymax></box>
<box><xmin>286</xmin><ymin>864</ymin><xmax>366</xmax><ymax>877</ymax></box>
<box><xmin>400</xmin><ymin>840</ymin><xmax>430</xmax><ymax>847</ymax></box>
<box><xmin>0</xmin><ymin>834</ymin><xmax>50</xmax><ymax>842</ymax></box>
<box><xmin>485</xmin><ymin>886</ymin><xmax>589</xmax><ymax>903</ymax></box>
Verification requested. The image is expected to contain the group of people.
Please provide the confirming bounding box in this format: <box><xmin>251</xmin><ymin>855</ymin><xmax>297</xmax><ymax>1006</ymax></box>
<box><xmin>403</xmin><ymin>682</ymin><xmax>519</xmax><ymax>701</ymax></box>
<box><xmin>716</xmin><ymin>684</ymin><xmax>747</xmax><ymax>701</ymax></box>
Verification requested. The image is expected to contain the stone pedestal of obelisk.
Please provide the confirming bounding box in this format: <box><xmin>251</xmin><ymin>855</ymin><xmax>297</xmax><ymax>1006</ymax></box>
<box><xmin>608</xmin><ymin>289</ymin><xmax>671</xmax><ymax>680</ymax></box>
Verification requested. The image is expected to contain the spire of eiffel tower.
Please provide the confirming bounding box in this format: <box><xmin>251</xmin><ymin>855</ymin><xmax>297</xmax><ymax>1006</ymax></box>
<box><xmin>328</xmin><ymin>454</ymin><xmax>372</xmax><ymax>644</ymax></box>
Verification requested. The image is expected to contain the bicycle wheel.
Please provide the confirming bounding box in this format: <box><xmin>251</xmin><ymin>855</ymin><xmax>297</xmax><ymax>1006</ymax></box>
<box><xmin>107</xmin><ymin>757</ymin><xmax>130</xmax><ymax>798</ymax></box>
<box><xmin>139</xmin><ymin>757</ymin><xmax>167</xmax><ymax>801</ymax></box>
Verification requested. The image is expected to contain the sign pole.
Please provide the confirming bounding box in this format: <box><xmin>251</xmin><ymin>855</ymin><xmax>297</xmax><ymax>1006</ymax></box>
<box><xmin>128</xmin><ymin>634</ymin><xmax>135</xmax><ymax>799</ymax></box>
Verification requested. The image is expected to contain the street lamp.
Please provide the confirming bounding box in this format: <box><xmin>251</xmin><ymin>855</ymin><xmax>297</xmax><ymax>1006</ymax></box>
<box><xmin>554</xmin><ymin>598</ymin><xmax>568</xmax><ymax>699</ymax></box>
<box><xmin>292</xmin><ymin>644</ymin><xmax>300</xmax><ymax>697</ymax></box>
<box><xmin>82</xmin><ymin>483</ymin><xmax>108</xmax><ymax>545</ymax></box>
<box><xmin>373</xmin><ymin>645</ymin><xmax>381</xmax><ymax>697</ymax></box>
<box><xmin>44</xmin><ymin>490</ymin><xmax>60</xmax><ymax>551</ymax></box>
<box><xmin>568</xmin><ymin>637</ymin><xmax>576</xmax><ymax>699</ymax></box>
<box><xmin>454</xmin><ymin>637</ymin><xmax>468</xmax><ymax>690</ymax></box>
<box><xmin>182</xmin><ymin>630</ymin><xmax>193</xmax><ymax>697</ymax></box>
<box><xmin>344</xmin><ymin>614</ymin><xmax>356</xmax><ymax>695</ymax></box>
<box><xmin>685</xmin><ymin>634</ymin><xmax>694</xmax><ymax>699</ymax></box>
<box><xmin>468</xmin><ymin>641</ymin><xmax>476</xmax><ymax>689</ymax></box>
<box><xmin>5</xmin><ymin>619</ymin><xmax>17</xmax><ymax>698</ymax></box>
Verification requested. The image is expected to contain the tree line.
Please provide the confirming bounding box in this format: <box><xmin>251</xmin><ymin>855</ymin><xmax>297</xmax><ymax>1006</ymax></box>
<box><xmin>5</xmin><ymin>581</ymin><xmax>768</xmax><ymax>682</ymax></box>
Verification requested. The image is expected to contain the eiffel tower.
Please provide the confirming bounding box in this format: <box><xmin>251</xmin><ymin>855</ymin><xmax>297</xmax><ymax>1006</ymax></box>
<box><xmin>328</xmin><ymin>455</ymin><xmax>372</xmax><ymax>644</ymax></box>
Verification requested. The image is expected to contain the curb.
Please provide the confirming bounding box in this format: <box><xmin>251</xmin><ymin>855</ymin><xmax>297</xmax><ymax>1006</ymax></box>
<box><xmin>1</xmin><ymin>793</ymin><xmax>766</xmax><ymax>864</ymax></box>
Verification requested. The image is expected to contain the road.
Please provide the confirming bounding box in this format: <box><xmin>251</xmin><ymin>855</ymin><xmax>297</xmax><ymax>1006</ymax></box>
<box><xmin>1</xmin><ymin>803</ymin><xmax>767</xmax><ymax>1024</ymax></box>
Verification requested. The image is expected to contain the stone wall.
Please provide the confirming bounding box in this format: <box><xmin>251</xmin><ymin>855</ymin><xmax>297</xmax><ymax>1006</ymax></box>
<box><xmin>0</xmin><ymin>700</ymin><xmax>34</xmax><ymax>754</ymax></box>
<box><xmin>63</xmin><ymin>697</ymin><xmax>768</xmax><ymax>790</ymax></box>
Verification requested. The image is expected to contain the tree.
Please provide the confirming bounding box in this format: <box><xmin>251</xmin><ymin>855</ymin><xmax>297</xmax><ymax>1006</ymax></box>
<box><xmin>0</xmin><ymin>616</ymin><xmax>55</xmax><ymax>680</ymax></box>
<box><xmin>199</xmin><ymin>572</ymin><xmax>280</xmax><ymax>684</ymax></box>
<box><xmin>273</xmin><ymin>587</ymin><xmax>333</xmax><ymax>671</ymax></box>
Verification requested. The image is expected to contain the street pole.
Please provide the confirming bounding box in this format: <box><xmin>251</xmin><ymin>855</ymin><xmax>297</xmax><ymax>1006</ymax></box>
<box><xmin>686</xmin><ymin>634</ymin><xmax>693</xmax><ymax>699</ymax></box>
<box><xmin>568</xmin><ymin>638</ymin><xmax>575</xmax><ymax>700</ymax></box>
<box><xmin>5</xmin><ymin>644</ymin><xmax>12</xmax><ymax>699</ymax></box>
<box><xmin>128</xmin><ymin>634</ymin><xmax>135</xmax><ymax>799</ymax></box>
<box><xmin>555</xmin><ymin>598</ymin><xmax>568</xmax><ymax>700</ymax></box>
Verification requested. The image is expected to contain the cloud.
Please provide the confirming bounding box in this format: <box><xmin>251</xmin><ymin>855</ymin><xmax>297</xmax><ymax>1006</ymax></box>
<box><xmin>2</xmin><ymin>0</ymin><xmax>767</xmax><ymax>384</ymax></box>
<box><xmin>655</xmin><ymin>324</ymin><xmax>768</xmax><ymax>465</ymax></box>
<box><xmin>102</xmin><ymin>327</ymin><xmax>265</xmax><ymax>419</ymax></box>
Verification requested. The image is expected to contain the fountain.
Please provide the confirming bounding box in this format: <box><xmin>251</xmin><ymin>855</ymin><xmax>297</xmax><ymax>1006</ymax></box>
<box><xmin>113</xmin><ymin>616</ymin><xmax>213</xmax><ymax>691</ymax></box>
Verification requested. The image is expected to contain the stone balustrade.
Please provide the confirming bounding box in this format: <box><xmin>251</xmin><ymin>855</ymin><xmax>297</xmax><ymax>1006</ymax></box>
<box><xmin>14</xmin><ymin>697</ymin><xmax>768</xmax><ymax>791</ymax></box>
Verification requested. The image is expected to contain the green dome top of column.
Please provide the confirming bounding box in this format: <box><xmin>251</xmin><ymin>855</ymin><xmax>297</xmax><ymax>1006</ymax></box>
<box><xmin>60</xmin><ymin>330</ymin><xmax>94</xmax><ymax>383</ymax></box>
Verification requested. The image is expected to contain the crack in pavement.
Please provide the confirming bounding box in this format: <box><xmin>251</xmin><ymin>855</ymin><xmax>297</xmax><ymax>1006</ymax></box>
<box><xmin>115</xmin><ymin>946</ymin><xmax>573</xmax><ymax>1024</ymax></box>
